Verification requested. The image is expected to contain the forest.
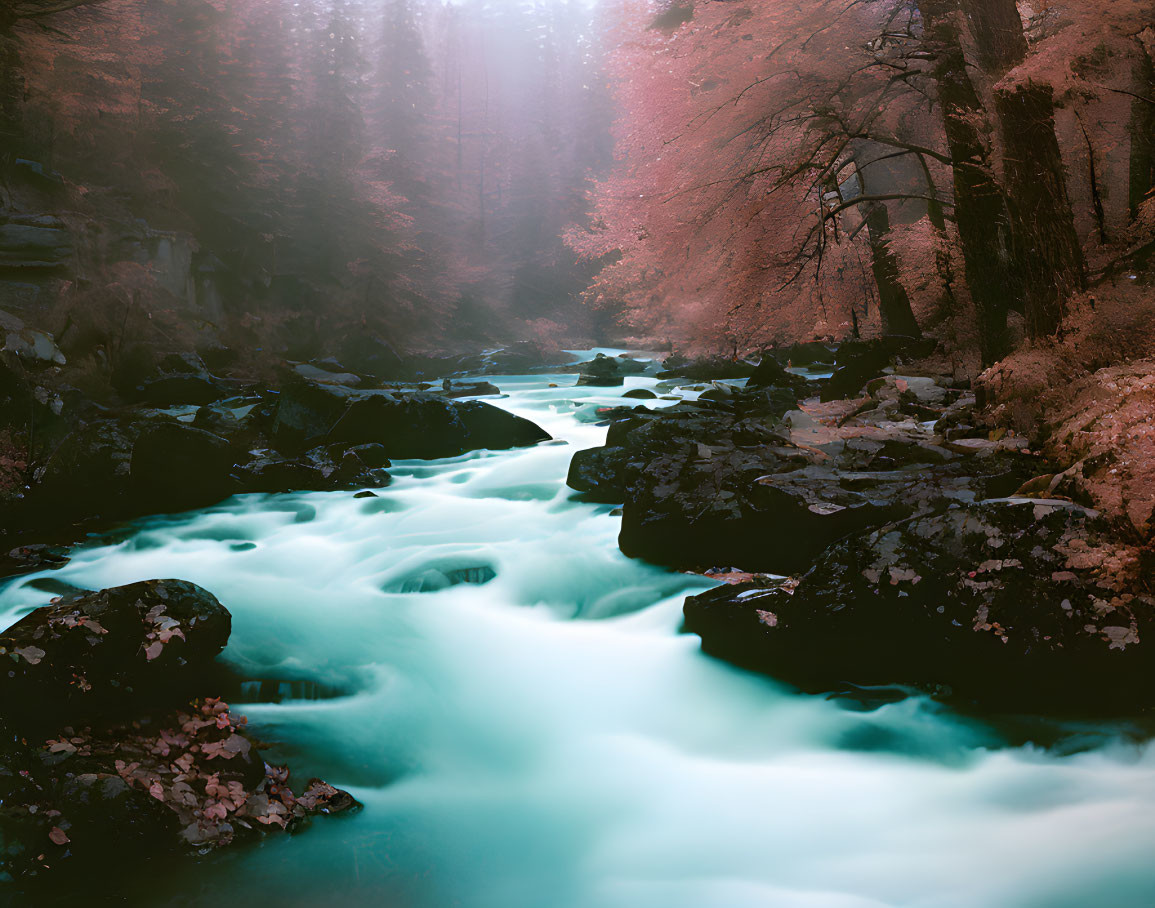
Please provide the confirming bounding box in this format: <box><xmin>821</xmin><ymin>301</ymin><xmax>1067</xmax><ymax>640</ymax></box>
<box><xmin>2</xmin><ymin>0</ymin><xmax>1155</xmax><ymax>905</ymax></box>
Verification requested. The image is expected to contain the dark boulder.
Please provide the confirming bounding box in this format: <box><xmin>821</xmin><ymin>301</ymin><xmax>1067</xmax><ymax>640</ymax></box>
<box><xmin>478</xmin><ymin>342</ymin><xmax>550</xmax><ymax>374</ymax></box>
<box><xmin>622</xmin><ymin>388</ymin><xmax>657</xmax><ymax>400</ymax></box>
<box><xmin>0</xmin><ymin>579</ymin><xmax>230</xmax><ymax>730</ymax></box>
<box><xmin>234</xmin><ymin>443</ymin><xmax>390</xmax><ymax>494</ymax></box>
<box><xmin>31</xmin><ymin>417</ymin><xmax>238</xmax><ymax>524</ymax></box>
<box><xmin>567</xmin><ymin>389</ymin><xmax>800</xmax><ymax>505</ymax></box>
<box><xmin>335</xmin><ymin>335</ymin><xmax>405</xmax><ymax>379</ymax></box>
<box><xmin>128</xmin><ymin>352</ymin><xmax>229</xmax><ymax>407</ymax></box>
<box><xmin>270</xmin><ymin>378</ymin><xmax>356</xmax><ymax>449</ymax></box>
<box><xmin>820</xmin><ymin>337</ymin><xmax>936</xmax><ymax>402</ymax></box>
<box><xmin>747</xmin><ymin>356</ymin><xmax>813</xmax><ymax>392</ymax></box>
<box><xmin>441</xmin><ymin>380</ymin><xmax>501</xmax><ymax>398</ymax></box>
<box><xmin>0</xmin><ymin>220</ymin><xmax>73</xmax><ymax>270</ymax></box>
<box><xmin>573</xmin><ymin>353</ymin><xmax>626</xmax><ymax>386</ymax></box>
<box><xmin>769</xmin><ymin>342</ymin><xmax>836</xmax><ymax>368</ymax></box>
<box><xmin>294</xmin><ymin>362</ymin><xmax>364</xmax><ymax>388</ymax></box>
<box><xmin>273</xmin><ymin>377</ymin><xmax>550</xmax><ymax>458</ymax></box>
<box><xmin>619</xmin><ymin>453</ymin><xmax>922</xmax><ymax>574</ymax></box>
<box><xmin>33</xmin><ymin>419</ymin><xmax>139</xmax><ymax>521</ymax></box>
<box><xmin>235</xmin><ymin>454</ymin><xmax>329</xmax><ymax>493</ymax></box>
<box><xmin>131</xmin><ymin>422</ymin><xmax>235</xmax><ymax>511</ymax></box>
<box><xmin>138</xmin><ymin>371</ymin><xmax>227</xmax><ymax>408</ymax></box>
<box><xmin>657</xmin><ymin>355</ymin><xmax>756</xmax><ymax>381</ymax></box>
<box><xmin>0</xmin><ymin>579</ymin><xmax>359</xmax><ymax>885</ymax></box>
<box><xmin>571</xmin><ymin>369</ymin><xmax>1039</xmax><ymax>574</ymax></box>
<box><xmin>456</xmin><ymin>400</ymin><xmax>551</xmax><ymax>451</ymax></box>
<box><xmin>684</xmin><ymin>499</ymin><xmax>1155</xmax><ymax>712</ymax></box>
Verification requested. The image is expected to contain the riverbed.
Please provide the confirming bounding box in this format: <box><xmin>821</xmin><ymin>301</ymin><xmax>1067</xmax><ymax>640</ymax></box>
<box><xmin>3</xmin><ymin>359</ymin><xmax>1154</xmax><ymax>907</ymax></box>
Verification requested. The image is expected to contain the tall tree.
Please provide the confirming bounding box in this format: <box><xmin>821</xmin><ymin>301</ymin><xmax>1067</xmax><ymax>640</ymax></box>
<box><xmin>961</xmin><ymin>0</ymin><xmax>1085</xmax><ymax>339</ymax></box>
<box><xmin>920</xmin><ymin>0</ymin><xmax>1019</xmax><ymax>363</ymax></box>
<box><xmin>373</xmin><ymin>0</ymin><xmax>432</xmax><ymax>197</ymax></box>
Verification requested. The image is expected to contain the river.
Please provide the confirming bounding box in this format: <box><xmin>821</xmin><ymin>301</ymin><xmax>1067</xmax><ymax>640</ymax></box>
<box><xmin>3</xmin><ymin>356</ymin><xmax>1155</xmax><ymax>907</ymax></box>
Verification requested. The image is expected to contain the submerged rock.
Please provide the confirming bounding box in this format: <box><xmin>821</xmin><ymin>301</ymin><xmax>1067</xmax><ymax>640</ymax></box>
<box><xmin>684</xmin><ymin>498</ymin><xmax>1155</xmax><ymax>711</ymax></box>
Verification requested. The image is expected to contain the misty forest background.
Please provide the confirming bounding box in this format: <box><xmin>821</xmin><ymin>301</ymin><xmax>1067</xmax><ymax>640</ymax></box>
<box><xmin>0</xmin><ymin>0</ymin><xmax>1153</xmax><ymax>388</ymax></box>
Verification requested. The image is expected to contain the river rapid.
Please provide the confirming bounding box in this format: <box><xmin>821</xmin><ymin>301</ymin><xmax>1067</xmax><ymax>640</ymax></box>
<box><xmin>3</xmin><ymin>355</ymin><xmax>1155</xmax><ymax>907</ymax></box>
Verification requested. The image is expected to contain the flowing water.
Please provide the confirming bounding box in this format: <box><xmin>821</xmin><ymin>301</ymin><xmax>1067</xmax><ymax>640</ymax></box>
<box><xmin>4</xmin><ymin>358</ymin><xmax>1155</xmax><ymax>907</ymax></box>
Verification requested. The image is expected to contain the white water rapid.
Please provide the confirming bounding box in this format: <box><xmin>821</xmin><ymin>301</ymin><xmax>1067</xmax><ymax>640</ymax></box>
<box><xmin>3</xmin><ymin>357</ymin><xmax>1155</xmax><ymax>907</ymax></box>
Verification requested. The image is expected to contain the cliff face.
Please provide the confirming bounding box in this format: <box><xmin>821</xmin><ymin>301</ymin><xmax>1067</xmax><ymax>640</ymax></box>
<box><xmin>2</xmin><ymin>1</ymin><xmax>283</xmax><ymax>380</ymax></box>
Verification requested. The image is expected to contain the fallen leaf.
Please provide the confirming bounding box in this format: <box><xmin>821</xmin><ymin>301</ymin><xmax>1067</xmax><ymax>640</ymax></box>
<box><xmin>13</xmin><ymin>646</ymin><xmax>46</xmax><ymax>665</ymax></box>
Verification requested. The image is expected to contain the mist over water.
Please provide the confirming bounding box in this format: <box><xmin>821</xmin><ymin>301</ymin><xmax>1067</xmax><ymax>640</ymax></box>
<box><xmin>4</xmin><ymin>360</ymin><xmax>1155</xmax><ymax>907</ymax></box>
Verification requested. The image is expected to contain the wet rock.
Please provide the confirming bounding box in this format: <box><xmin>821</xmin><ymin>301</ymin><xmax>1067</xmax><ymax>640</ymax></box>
<box><xmin>52</xmin><ymin>771</ymin><xmax>176</xmax><ymax>851</ymax></box>
<box><xmin>573</xmin><ymin>353</ymin><xmax>626</xmax><ymax>386</ymax></box>
<box><xmin>294</xmin><ymin>362</ymin><xmax>363</xmax><ymax>387</ymax></box>
<box><xmin>567</xmin><ymin>388</ymin><xmax>800</xmax><ymax>505</ymax></box>
<box><xmin>747</xmin><ymin>355</ymin><xmax>812</xmax><ymax>391</ymax></box>
<box><xmin>270</xmin><ymin>377</ymin><xmax>355</xmax><ymax>447</ymax></box>
<box><xmin>1</xmin><ymin>310</ymin><xmax>67</xmax><ymax>367</ymax></box>
<box><xmin>685</xmin><ymin>498</ymin><xmax>1155</xmax><ymax>711</ymax></box>
<box><xmin>138</xmin><ymin>373</ymin><xmax>227</xmax><ymax>407</ymax></box>
<box><xmin>343</xmin><ymin>442</ymin><xmax>391</xmax><ymax>468</ymax></box>
<box><xmin>455</xmin><ymin>400</ymin><xmax>550</xmax><ymax>451</ymax></box>
<box><xmin>31</xmin><ymin>418</ymin><xmax>238</xmax><ymax>525</ymax></box>
<box><xmin>273</xmin><ymin>377</ymin><xmax>549</xmax><ymax>458</ymax></box>
<box><xmin>0</xmin><ymin>542</ymin><xmax>71</xmax><ymax>577</ymax></box>
<box><xmin>0</xmin><ymin>580</ymin><xmax>230</xmax><ymax>730</ymax></box>
<box><xmin>132</xmin><ymin>423</ymin><xmax>235</xmax><ymax>510</ymax></box>
<box><xmin>619</xmin><ymin>454</ymin><xmax>924</xmax><ymax>575</ymax></box>
<box><xmin>334</xmin><ymin>335</ymin><xmax>404</xmax><ymax>379</ymax></box>
<box><xmin>0</xmin><ymin>219</ymin><xmax>73</xmax><ymax>270</ymax></box>
<box><xmin>657</xmin><ymin>355</ymin><xmax>756</xmax><ymax>381</ymax></box>
<box><xmin>478</xmin><ymin>342</ymin><xmax>550</xmax><ymax>374</ymax></box>
<box><xmin>234</xmin><ymin>443</ymin><xmax>389</xmax><ymax>494</ymax></box>
<box><xmin>234</xmin><ymin>454</ymin><xmax>327</xmax><ymax>493</ymax></box>
<box><xmin>132</xmin><ymin>352</ymin><xmax>229</xmax><ymax>407</ymax></box>
<box><xmin>441</xmin><ymin>380</ymin><xmax>501</xmax><ymax>398</ymax></box>
<box><xmin>573</xmin><ymin>370</ymin><xmax>1039</xmax><ymax>574</ymax></box>
<box><xmin>768</xmin><ymin>341</ymin><xmax>837</xmax><ymax>368</ymax></box>
<box><xmin>820</xmin><ymin>337</ymin><xmax>935</xmax><ymax>402</ymax></box>
<box><xmin>622</xmin><ymin>388</ymin><xmax>657</xmax><ymax>400</ymax></box>
<box><xmin>33</xmin><ymin>419</ymin><xmax>140</xmax><ymax>521</ymax></box>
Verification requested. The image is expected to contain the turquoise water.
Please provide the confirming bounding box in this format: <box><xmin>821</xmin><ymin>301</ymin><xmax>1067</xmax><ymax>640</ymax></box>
<box><xmin>3</xmin><ymin>361</ymin><xmax>1155</xmax><ymax>907</ymax></box>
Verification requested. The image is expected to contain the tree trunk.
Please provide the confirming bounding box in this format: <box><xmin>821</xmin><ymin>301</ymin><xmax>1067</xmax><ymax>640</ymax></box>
<box><xmin>1130</xmin><ymin>43</ymin><xmax>1155</xmax><ymax>219</ymax></box>
<box><xmin>962</xmin><ymin>0</ymin><xmax>1085</xmax><ymax>340</ymax></box>
<box><xmin>920</xmin><ymin>0</ymin><xmax>1017</xmax><ymax>365</ymax></box>
<box><xmin>996</xmin><ymin>82</ymin><xmax>1086</xmax><ymax>337</ymax></box>
<box><xmin>855</xmin><ymin>160</ymin><xmax>921</xmax><ymax>338</ymax></box>
<box><xmin>0</xmin><ymin>27</ymin><xmax>23</xmax><ymax>165</ymax></box>
<box><xmin>960</xmin><ymin>0</ymin><xmax>1028</xmax><ymax>77</ymax></box>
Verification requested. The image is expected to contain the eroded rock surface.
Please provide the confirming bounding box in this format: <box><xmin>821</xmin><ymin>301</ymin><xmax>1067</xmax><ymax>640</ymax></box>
<box><xmin>684</xmin><ymin>498</ymin><xmax>1155</xmax><ymax>711</ymax></box>
<box><xmin>0</xmin><ymin>580</ymin><xmax>358</xmax><ymax>885</ymax></box>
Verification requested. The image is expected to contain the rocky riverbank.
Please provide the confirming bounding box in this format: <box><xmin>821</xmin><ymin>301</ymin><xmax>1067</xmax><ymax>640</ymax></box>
<box><xmin>567</xmin><ymin>340</ymin><xmax>1155</xmax><ymax>714</ymax></box>
<box><xmin>0</xmin><ymin>331</ymin><xmax>565</xmax><ymax>890</ymax></box>
<box><xmin>0</xmin><ymin>329</ymin><xmax>560</xmax><ymax>578</ymax></box>
<box><xmin>0</xmin><ymin>579</ymin><xmax>358</xmax><ymax>888</ymax></box>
